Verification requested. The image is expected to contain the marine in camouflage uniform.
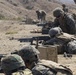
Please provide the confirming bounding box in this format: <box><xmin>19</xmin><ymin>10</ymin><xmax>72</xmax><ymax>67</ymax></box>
<box><xmin>18</xmin><ymin>45</ymin><xmax>56</xmax><ymax>75</ymax></box>
<box><xmin>36</xmin><ymin>10</ymin><xmax>46</xmax><ymax>23</ymax></box>
<box><xmin>41</xmin><ymin>10</ymin><xmax>46</xmax><ymax>22</ymax></box>
<box><xmin>62</xmin><ymin>4</ymin><xmax>68</xmax><ymax>12</ymax></box>
<box><xmin>18</xmin><ymin>45</ymin><xmax>73</xmax><ymax>75</ymax></box>
<box><xmin>1</xmin><ymin>54</ymin><xmax>32</xmax><ymax>75</ymax></box>
<box><xmin>53</xmin><ymin>7</ymin><xmax>76</xmax><ymax>34</ymax></box>
<box><xmin>36</xmin><ymin>10</ymin><xmax>41</xmax><ymax>20</ymax></box>
<box><xmin>43</xmin><ymin>27</ymin><xmax>73</xmax><ymax>56</ymax></box>
<box><xmin>43</xmin><ymin>27</ymin><xmax>66</xmax><ymax>47</ymax></box>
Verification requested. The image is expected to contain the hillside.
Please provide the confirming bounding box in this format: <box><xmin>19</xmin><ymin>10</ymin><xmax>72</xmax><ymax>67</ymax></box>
<box><xmin>0</xmin><ymin>0</ymin><xmax>76</xmax><ymax>20</ymax></box>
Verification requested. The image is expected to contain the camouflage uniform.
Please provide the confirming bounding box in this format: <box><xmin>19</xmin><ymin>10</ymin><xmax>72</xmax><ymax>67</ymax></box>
<box><xmin>36</xmin><ymin>10</ymin><xmax>41</xmax><ymax>20</ymax></box>
<box><xmin>44</xmin><ymin>27</ymin><xmax>66</xmax><ymax>46</ymax></box>
<box><xmin>49</xmin><ymin>27</ymin><xmax>63</xmax><ymax>37</ymax></box>
<box><xmin>1</xmin><ymin>54</ymin><xmax>32</xmax><ymax>75</ymax></box>
<box><xmin>36</xmin><ymin>10</ymin><xmax>46</xmax><ymax>23</ymax></box>
<box><xmin>44</xmin><ymin>27</ymin><xmax>64</xmax><ymax>45</ymax></box>
<box><xmin>41</xmin><ymin>10</ymin><xmax>46</xmax><ymax>22</ymax></box>
<box><xmin>18</xmin><ymin>45</ymin><xmax>56</xmax><ymax>75</ymax></box>
<box><xmin>43</xmin><ymin>27</ymin><xmax>73</xmax><ymax>54</ymax></box>
<box><xmin>32</xmin><ymin>63</ymin><xmax>55</xmax><ymax>75</ymax></box>
<box><xmin>53</xmin><ymin>7</ymin><xmax>76</xmax><ymax>34</ymax></box>
<box><xmin>67</xmin><ymin>40</ymin><xmax>76</xmax><ymax>54</ymax></box>
<box><xmin>62</xmin><ymin>4</ymin><xmax>68</xmax><ymax>12</ymax></box>
<box><xmin>18</xmin><ymin>45</ymin><xmax>73</xmax><ymax>75</ymax></box>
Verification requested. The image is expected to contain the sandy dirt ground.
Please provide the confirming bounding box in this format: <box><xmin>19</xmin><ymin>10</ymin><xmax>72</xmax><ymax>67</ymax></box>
<box><xmin>58</xmin><ymin>55</ymin><xmax>76</xmax><ymax>75</ymax></box>
<box><xmin>0</xmin><ymin>20</ymin><xmax>76</xmax><ymax>75</ymax></box>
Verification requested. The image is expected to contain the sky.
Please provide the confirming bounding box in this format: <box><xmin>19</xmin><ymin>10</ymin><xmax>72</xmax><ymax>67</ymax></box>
<box><xmin>59</xmin><ymin>0</ymin><xmax>75</xmax><ymax>4</ymax></box>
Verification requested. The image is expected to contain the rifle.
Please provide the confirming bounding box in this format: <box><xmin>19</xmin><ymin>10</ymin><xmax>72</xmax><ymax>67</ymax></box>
<box><xmin>9</xmin><ymin>35</ymin><xmax>50</xmax><ymax>49</ymax></box>
<box><xmin>11</xmin><ymin>35</ymin><xmax>50</xmax><ymax>45</ymax></box>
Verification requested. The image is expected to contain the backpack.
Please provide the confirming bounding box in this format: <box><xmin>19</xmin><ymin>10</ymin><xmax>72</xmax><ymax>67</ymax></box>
<box><xmin>57</xmin><ymin>33</ymin><xmax>75</xmax><ymax>42</ymax></box>
<box><xmin>67</xmin><ymin>40</ymin><xmax>76</xmax><ymax>54</ymax></box>
<box><xmin>57</xmin><ymin>33</ymin><xmax>76</xmax><ymax>54</ymax></box>
<box><xmin>39</xmin><ymin>60</ymin><xmax>73</xmax><ymax>75</ymax></box>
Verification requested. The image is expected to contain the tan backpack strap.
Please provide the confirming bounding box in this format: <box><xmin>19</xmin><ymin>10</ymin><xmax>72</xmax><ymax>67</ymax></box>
<box><xmin>39</xmin><ymin>60</ymin><xmax>73</xmax><ymax>75</ymax></box>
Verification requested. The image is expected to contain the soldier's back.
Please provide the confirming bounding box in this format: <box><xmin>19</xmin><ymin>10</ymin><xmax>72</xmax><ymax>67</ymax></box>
<box><xmin>39</xmin><ymin>60</ymin><xmax>73</xmax><ymax>75</ymax></box>
<box><xmin>32</xmin><ymin>62</ymin><xmax>56</xmax><ymax>75</ymax></box>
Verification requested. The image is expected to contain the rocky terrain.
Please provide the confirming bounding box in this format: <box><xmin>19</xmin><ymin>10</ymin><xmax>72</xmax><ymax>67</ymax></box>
<box><xmin>0</xmin><ymin>0</ymin><xmax>76</xmax><ymax>20</ymax></box>
<box><xmin>0</xmin><ymin>0</ymin><xmax>76</xmax><ymax>75</ymax></box>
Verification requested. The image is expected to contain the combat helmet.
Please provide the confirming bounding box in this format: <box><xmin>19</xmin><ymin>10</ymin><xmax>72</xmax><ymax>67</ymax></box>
<box><xmin>62</xmin><ymin>4</ymin><xmax>66</xmax><ymax>7</ymax></box>
<box><xmin>18</xmin><ymin>45</ymin><xmax>40</xmax><ymax>62</ymax></box>
<box><xmin>49</xmin><ymin>27</ymin><xmax>63</xmax><ymax>37</ymax></box>
<box><xmin>1</xmin><ymin>54</ymin><xmax>25</xmax><ymax>73</ymax></box>
<box><xmin>53</xmin><ymin>7</ymin><xmax>64</xmax><ymax>18</ymax></box>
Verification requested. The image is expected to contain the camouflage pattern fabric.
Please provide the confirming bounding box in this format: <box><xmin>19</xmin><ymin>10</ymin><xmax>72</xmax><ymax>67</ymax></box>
<box><xmin>36</xmin><ymin>10</ymin><xmax>41</xmax><ymax>20</ymax></box>
<box><xmin>41</xmin><ymin>10</ymin><xmax>46</xmax><ymax>21</ymax></box>
<box><xmin>53</xmin><ymin>8</ymin><xmax>64</xmax><ymax>18</ymax></box>
<box><xmin>49</xmin><ymin>27</ymin><xmax>63</xmax><ymax>37</ymax></box>
<box><xmin>63</xmin><ymin>7</ymin><xmax>68</xmax><ymax>12</ymax></box>
<box><xmin>31</xmin><ymin>60</ymin><xmax>73</xmax><ymax>75</ymax></box>
<box><xmin>18</xmin><ymin>45</ymin><xmax>56</xmax><ymax>75</ymax></box>
<box><xmin>13</xmin><ymin>69</ymin><xmax>33</xmax><ymax>75</ymax></box>
<box><xmin>53</xmin><ymin>13</ymin><xmax>76</xmax><ymax>34</ymax></box>
<box><xmin>32</xmin><ymin>63</ymin><xmax>56</xmax><ymax>75</ymax></box>
<box><xmin>36</xmin><ymin>10</ymin><xmax>46</xmax><ymax>22</ymax></box>
<box><xmin>67</xmin><ymin>40</ymin><xmax>76</xmax><ymax>54</ymax></box>
<box><xmin>72</xmin><ymin>13</ymin><xmax>76</xmax><ymax>21</ymax></box>
<box><xmin>18</xmin><ymin>45</ymin><xmax>40</xmax><ymax>62</ymax></box>
<box><xmin>43</xmin><ymin>32</ymin><xmax>76</xmax><ymax>54</ymax></box>
<box><xmin>1</xmin><ymin>54</ymin><xmax>25</xmax><ymax>73</ymax></box>
<box><xmin>39</xmin><ymin>60</ymin><xmax>73</xmax><ymax>75</ymax></box>
<box><xmin>43</xmin><ymin>37</ymin><xmax>66</xmax><ymax>47</ymax></box>
<box><xmin>62</xmin><ymin>4</ymin><xmax>68</xmax><ymax>12</ymax></box>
